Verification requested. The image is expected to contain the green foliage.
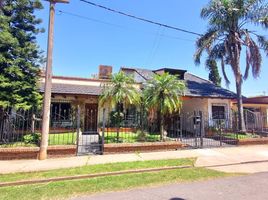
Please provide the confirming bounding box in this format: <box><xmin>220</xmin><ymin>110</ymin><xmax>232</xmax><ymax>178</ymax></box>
<box><xmin>109</xmin><ymin>110</ymin><xmax>124</xmax><ymax>127</ymax></box>
<box><xmin>136</xmin><ymin>129</ymin><xmax>147</xmax><ymax>142</ymax></box>
<box><xmin>23</xmin><ymin>133</ymin><xmax>41</xmax><ymax>144</ymax></box>
<box><xmin>143</xmin><ymin>73</ymin><xmax>185</xmax><ymax>115</ymax></box>
<box><xmin>143</xmin><ymin>73</ymin><xmax>185</xmax><ymax>140</ymax></box>
<box><xmin>99</xmin><ymin>71</ymin><xmax>141</xmax><ymax>108</ymax></box>
<box><xmin>194</xmin><ymin>0</ymin><xmax>268</xmax><ymax>131</ymax></box>
<box><xmin>0</xmin><ymin>0</ymin><xmax>44</xmax><ymax>109</ymax></box>
<box><xmin>206</xmin><ymin>59</ymin><xmax>221</xmax><ymax>86</ymax></box>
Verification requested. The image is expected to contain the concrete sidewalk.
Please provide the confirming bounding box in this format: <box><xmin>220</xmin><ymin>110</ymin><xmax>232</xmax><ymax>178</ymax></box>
<box><xmin>1</xmin><ymin>145</ymin><xmax>268</xmax><ymax>174</ymax></box>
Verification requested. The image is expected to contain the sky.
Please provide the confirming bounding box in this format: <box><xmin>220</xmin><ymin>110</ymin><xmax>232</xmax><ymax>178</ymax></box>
<box><xmin>36</xmin><ymin>0</ymin><xmax>268</xmax><ymax>97</ymax></box>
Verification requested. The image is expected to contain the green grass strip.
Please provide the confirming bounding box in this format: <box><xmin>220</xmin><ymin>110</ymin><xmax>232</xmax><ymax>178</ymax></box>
<box><xmin>0</xmin><ymin>167</ymin><xmax>234</xmax><ymax>200</ymax></box>
<box><xmin>0</xmin><ymin>158</ymin><xmax>195</xmax><ymax>183</ymax></box>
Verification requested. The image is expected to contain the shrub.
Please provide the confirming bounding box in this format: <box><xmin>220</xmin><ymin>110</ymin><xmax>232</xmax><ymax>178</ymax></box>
<box><xmin>23</xmin><ymin>133</ymin><xmax>41</xmax><ymax>144</ymax></box>
<box><xmin>136</xmin><ymin>130</ymin><xmax>147</xmax><ymax>142</ymax></box>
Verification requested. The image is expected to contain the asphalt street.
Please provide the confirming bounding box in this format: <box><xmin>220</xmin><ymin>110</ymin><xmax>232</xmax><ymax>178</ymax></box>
<box><xmin>72</xmin><ymin>172</ymin><xmax>268</xmax><ymax>200</ymax></box>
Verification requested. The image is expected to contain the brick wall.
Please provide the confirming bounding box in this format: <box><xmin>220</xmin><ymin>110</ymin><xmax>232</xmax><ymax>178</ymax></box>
<box><xmin>0</xmin><ymin>146</ymin><xmax>76</xmax><ymax>160</ymax></box>
<box><xmin>104</xmin><ymin>142</ymin><xmax>183</xmax><ymax>154</ymax></box>
<box><xmin>238</xmin><ymin>138</ymin><xmax>268</xmax><ymax>145</ymax></box>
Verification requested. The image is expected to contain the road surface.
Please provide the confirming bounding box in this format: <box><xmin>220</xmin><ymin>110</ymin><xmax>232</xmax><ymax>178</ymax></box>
<box><xmin>72</xmin><ymin>172</ymin><xmax>268</xmax><ymax>200</ymax></box>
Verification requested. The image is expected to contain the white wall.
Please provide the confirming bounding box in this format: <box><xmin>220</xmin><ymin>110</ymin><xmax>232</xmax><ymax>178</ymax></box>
<box><xmin>181</xmin><ymin>98</ymin><xmax>208</xmax><ymax>114</ymax></box>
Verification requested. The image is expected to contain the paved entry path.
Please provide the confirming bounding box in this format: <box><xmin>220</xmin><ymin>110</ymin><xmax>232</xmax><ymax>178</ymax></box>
<box><xmin>72</xmin><ymin>172</ymin><xmax>268</xmax><ymax>200</ymax></box>
<box><xmin>1</xmin><ymin>145</ymin><xmax>268</xmax><ymax>174</ymax></box>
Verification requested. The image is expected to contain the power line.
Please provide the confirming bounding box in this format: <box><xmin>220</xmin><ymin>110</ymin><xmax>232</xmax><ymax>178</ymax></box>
<box><xmin>56</xmin><ymin>9</ymin><xmax>123</xmax><ymax>28</ymax></box>
<box><xmin>56</xmin><ymin>9</ymin><xmax>196</xmax><ymax>43</ymax></box>
<box><xmin>79</xmin><ymin>0</ymin><xmax>203</xmax><ymax>37</ymax></box>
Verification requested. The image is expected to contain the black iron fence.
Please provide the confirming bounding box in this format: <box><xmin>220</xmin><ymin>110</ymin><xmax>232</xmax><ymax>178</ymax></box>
<box><xmin>0</xmin><ymin>107</ymin><xmax>77</xmax><ymax>147</ymax></box>
<box><xmin>1</xmin><ymin>106</ymin><xmax>267</xmax><ymax>151</ymax></box>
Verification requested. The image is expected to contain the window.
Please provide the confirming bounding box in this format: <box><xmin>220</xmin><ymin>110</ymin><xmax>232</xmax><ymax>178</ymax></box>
<box><xmin>51</xmin><ymin>103</ymin><xmax>71</xmax><ymax>121</ymax></box>
<box><xmin>212</xmin><ymin>105</ymin><xmax>225</xmax><ymax>119</ymax></box>
<box><xmin>51</xmin><ymin>102</ymin><xmax>72</xmax><ymax>128</ymax></box>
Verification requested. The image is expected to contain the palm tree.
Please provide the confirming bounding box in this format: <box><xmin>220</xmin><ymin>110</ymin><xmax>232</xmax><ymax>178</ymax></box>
<box><xmin>206</xmin><ymin>59</ymin><xmax>222</xmax><ymax>86</ymax></box>
<box><xmin>143</xmin><ymin>73</ymin><xmax>185</xmax><ymax>141</ymax></box>
<box><xmin>194</xmin><ymin>0</ymin><xmax>268</xmax><ymax>132</ymax></box>
<box><xmin>99</xmin><ymin>71</ymin><xmax>141</xmax><ymax>141</ymax></box>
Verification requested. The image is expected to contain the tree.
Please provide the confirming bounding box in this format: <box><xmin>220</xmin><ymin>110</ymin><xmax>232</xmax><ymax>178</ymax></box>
<box><xmin>0</xmin><ymin>0</ymin><xmax>43</xmax><ymax>110</ymax></box>
<box><xmin>194</xmin><ymin>0</ymin><xmax>268</xmax><ymax>132</ymax></box>
<box><xmin>99</xmin><ymin>71</ymin><xmax>141</xmax><ymax>141</ymax></box>
<box><xmin>143</xmin><ymin>73</ymin><xmax>185</xmax><ymax>141</ymax></box>
<box><xmin>206</xmin><ymin>59</ymin><xmax>222</xmax><ymax>86</ymax></box>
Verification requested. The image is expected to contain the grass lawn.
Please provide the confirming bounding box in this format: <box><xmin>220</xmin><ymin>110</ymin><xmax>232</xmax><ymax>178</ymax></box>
<box><xmin>0</xmin><ymin>132</ymin><xmax>77</xmax><ymax>147</ymax></box>
<box><xmin>223</xmin><ymin>132</ymin><xmax>256</xmax><ymax>140</ymax></box>
<box><xmin>48</xmin><ymin>132</ymin><xmax>76</xmax><ymax>145</ymax></box>
<box><xmin>0</xmin><ymin>158</ymin><xmax>237</xmax><ymax>200</ymax></box>
<box><xmin>0</xmin><ymin>142</ymin><xmax>37</xmax><ymax>148</ymax></box>
<box><xmin>104</xmin><ymin>132</ymin><xmax>161</xmax><ymax>143</ymax></box>
<box><xmin>0</xmin><ymin>158</ymin><xmax>195</xmax><ymax>183</ymax></box>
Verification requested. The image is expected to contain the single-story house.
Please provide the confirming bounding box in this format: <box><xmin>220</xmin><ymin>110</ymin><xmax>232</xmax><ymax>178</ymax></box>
<box><xmin>241</xmin><ymin>96</ymin><xmax>268</xmax><ymax>130</ymax></box>
<box><xmin>39</xmin><ymin>65</ymin><xmax>237</xmax><ymax>133</ymax></box>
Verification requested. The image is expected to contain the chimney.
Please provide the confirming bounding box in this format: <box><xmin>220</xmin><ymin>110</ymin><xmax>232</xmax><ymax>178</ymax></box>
<box><xmin>98</xmin><ymin>65</ymin><xmax>113</xmax><ymax>79</ymax></box>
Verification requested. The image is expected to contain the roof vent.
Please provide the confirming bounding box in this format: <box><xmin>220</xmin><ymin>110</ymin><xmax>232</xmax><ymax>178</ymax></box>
<box><xmin>98</xmin><ymin>65</ymin><xmax>112</xmax><ymax>79</ymax></box>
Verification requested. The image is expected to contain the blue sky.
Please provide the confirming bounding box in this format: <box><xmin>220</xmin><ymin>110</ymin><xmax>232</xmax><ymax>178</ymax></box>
<box><xmin>36</xmin><ymin>0</ymin><xmax>268</xmax><ymax>97</ymax></box>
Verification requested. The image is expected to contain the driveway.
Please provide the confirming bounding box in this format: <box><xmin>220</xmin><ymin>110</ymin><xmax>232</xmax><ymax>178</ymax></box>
<box><xmin>73</xmin><ymin>172</ymin><xmax>268</xmax><ymax>200</ymax></box>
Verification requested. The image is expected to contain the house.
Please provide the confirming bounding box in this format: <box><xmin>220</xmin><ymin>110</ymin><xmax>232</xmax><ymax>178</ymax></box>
<box><xmin>39</xmin><ymin>65</ymin><xmax>237</xmax><ymax>133</ymax></box>
<box><xmin>241</xmin><ymin>96</ymin><xmax>268</xmax><ymax>130</ymax></box>
<box><xmin>121</xmin><ymin>67</ymin><xmax>237</xmax><ymax>128</ymax></box>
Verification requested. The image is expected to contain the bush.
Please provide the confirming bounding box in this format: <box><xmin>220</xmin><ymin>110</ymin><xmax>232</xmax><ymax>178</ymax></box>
<box><xmin>136</xmin><ymin>130</ymin><xmax>147</xmax><ymax>142</ymax></box>
<box><xmin>109</xmin><ymin>111</ymin><xmax>124</xmax><ymax>127</ymax></box>
<box><xmin>23</xmin><ymin>133</ymin><xmax>41</xmax><ymax>144</ymax></box>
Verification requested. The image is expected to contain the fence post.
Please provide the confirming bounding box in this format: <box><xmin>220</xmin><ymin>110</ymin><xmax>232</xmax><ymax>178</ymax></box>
<box><xmin>76</xmin><ymin>105</ymin><xmax>81</xmax><ymax>156</ymax></box>
<box><xmin>199</xmin><ymin>111</ymin><xmax>203</xmax><ymax>148</ymax></box>
<box><xmin>101</xmin><ymin>108</ymin><xmax>106</xmax><ymax>154</ymax></box>
<box><xmin>219</xmin><ymin>120</ymin><xmax>222</xmax><ymax>146</ymax></box>
<box><xmin>31</xmin><ymin>114</ymin><xmax>36</xmax><ymax>134</ymax></box>
<box><xmin>180</xmin><ymin>113</ymin><xmax>183</xmax><ymax>141</ymax></box>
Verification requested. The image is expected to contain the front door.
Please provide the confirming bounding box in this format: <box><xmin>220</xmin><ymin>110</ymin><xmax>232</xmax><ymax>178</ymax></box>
<box><xmin>84</xmin><ymin>103</ymin><xmax>98</xmax><ymax>132</ymax></box>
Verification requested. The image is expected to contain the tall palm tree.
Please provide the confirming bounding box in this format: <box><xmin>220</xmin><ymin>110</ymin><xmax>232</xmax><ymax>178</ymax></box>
<box><xmin>194</xmin><ymin>0</ymin><xmax>268</xmax><ymax>132</ymax></box>
<box><xmin>206</xmin><ymin>59</ymin><xmax>222</xmax><ymax>86</ymax></box>
<box><xmin>143</xmin><ymin>73</ymin><xmax>185</xmax><ymax>140</ymax></box>
<box><xmin>99</xmin><ymin>71</ymin><xmax>141</xmax><ymax>141</ymax></box>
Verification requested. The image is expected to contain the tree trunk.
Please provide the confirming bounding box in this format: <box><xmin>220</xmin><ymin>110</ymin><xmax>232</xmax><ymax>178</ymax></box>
<box><xmin>235</xmin><ymin>75</ymin><xmax>246</xmax><ymax>132</ymax></box>
<box><xmin>229</xmin><ymin>32</ymin><xmax>246</xmax><ymax>132</ymax></box>
<box><xmin>160</xmin><ymin>114</ymin><xmax>164</xmax><ymax>141</ymax></box>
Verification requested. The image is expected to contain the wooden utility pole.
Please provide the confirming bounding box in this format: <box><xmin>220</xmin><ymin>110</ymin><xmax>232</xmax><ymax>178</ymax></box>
<box><xmin>39</xmin><ymin>0</ymin><xmax>69</xmax><ymax>160</ymax></box>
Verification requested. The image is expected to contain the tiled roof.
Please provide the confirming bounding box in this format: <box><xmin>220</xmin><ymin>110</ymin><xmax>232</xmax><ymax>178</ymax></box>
<box><xmin>134</xmin><ymin>68</ymin><xmax>155</xmax><ymax>80</ymax></box>
<box><xmin>39</xmin><ymin>83</ymin><xmax>102</xmax><ymax>96</ymax></box>
<box><xmin>127</xmin><ymin>67</ymin><xmax>236</xmax><ymax>99</ymax></box>
<box><xmin>184</xmin><ymin>73</ymin><xmax>236</xmax><ymax>99</ymax></box>
<box><xmin>243</xmin><ymin>96</ymin><xmax>268</xmax><ymax>104</ymax></box>
<box><xmin>39</xmin><ymin>68</ymin><xmax>237</xmax><ymax>99</ymax></box>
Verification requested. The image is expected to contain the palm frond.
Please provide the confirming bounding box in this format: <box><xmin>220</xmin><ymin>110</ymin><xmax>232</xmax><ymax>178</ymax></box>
<box><xmin>194</xmin><ymin>28</ymin><xmax>219</xmax><ymax>65</ymax></box>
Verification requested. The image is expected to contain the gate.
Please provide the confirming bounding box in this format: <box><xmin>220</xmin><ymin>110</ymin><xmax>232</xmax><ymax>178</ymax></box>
<box><xmin>76</xmin><ymin>104</ymin><xmax>103</xmax><ymax>155</ymax></box>
<box><xmin>244</xmin><ymin>109</ymin><xmax>264</xmax><ymax>132</ymax></box>
<box><xmin>176</xmin><ymin>111</ymin><xmax>238</xmax><ymax>148</ymax></box>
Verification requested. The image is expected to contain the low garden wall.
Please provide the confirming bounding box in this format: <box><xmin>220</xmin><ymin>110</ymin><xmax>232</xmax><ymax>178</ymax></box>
<box><xmin>103</xmin><ymin>141</ymin><xmax>184</xmax><ymax>154</ymax></box>
<box><xmin>238</xmin><ymin>137</ymin><xmax>268</xmax><ymax>145</ymax></box>
<box><xmin>2</xmin><ymin>137</ymin><xmax>268</xmax><ymax>160</ymax></box>
<box><xmin>0</xmin><ymin>145</ymin><xmax>76</xmax><ymax>160</ymax></box>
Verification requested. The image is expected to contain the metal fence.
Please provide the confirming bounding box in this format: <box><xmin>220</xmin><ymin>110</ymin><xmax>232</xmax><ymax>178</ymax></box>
<box><xmin>0</xmin><ymin>107</ymin><xmax>77</xmax><ymax>147</ymax></box>
<box><xmin>1</xmin><ymin>106</ymin><xmax>267</xmax><ymax>152</ymax></box>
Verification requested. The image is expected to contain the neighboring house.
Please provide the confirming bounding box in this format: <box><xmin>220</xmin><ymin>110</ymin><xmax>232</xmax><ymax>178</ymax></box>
<box><xmin>39</xmin><ymin>66</ymin><xmax>237</xmax><ymax>133</ymax></box>
<box><xmin>121</xmin><ymin>67</ymin><xmax>237</xmax><ymax>128</ymax></box>
<box><xmin>242</xmin><ymin>96</ymin><xmax>268</xmax><ymax>130</ymax></box>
